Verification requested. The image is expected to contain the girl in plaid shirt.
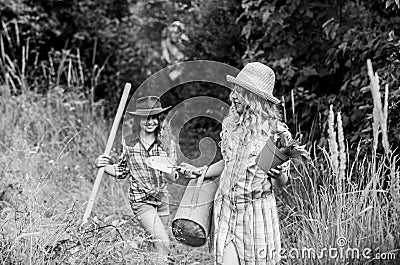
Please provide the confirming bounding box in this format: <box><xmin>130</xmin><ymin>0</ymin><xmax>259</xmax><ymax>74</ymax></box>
<box><xmin>183</xmin><ymin>62</ymin><xmax>291</xmax><ymax>265</ymax></box>
<box><xmin>95</xmin><ymin>96</ymin><xmax>178</xmax><ymax>265</ymax></box>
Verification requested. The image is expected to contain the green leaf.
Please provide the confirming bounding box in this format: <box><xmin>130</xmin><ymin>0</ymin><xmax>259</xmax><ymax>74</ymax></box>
<box><xmin>300</xmin><ymin>66</ymin><xmax>318</xmax><ymax>77</ymax></box>
<box><xmin>386</xmin><ymin>0</ymin><xmax>394</xmax><ymax>9</ymax></box>
<box><xmin>262</xmin><ymin>9</ymin><xmax>271</xmax><ymax>23</ymax></box>
<box><xmin>242</xmin><ymin>22</ymin><xmax>252</xmax><ymax>39</ymax></box>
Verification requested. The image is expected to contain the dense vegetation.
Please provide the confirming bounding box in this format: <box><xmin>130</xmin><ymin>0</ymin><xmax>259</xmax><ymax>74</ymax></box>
<box><xmin>1</xmin><ymin>0</ymin><xmax>399</xmax><ymax>264</ymax></box>
<box><xmin>1</xmin><ymin>0</ymin><xmax>399</xmax><ymax>151</ymax></box>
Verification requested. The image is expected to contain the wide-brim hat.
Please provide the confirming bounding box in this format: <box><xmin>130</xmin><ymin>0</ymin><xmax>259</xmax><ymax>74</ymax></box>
<box><xmin>127</xmin><ymin>96</ymin><xmax>171</xmax><ymax>116</ymax></box>
<box><xmin>227</xmin><ymin>62</ymin><xmax>280</xmax><ymax>104</ymax></box>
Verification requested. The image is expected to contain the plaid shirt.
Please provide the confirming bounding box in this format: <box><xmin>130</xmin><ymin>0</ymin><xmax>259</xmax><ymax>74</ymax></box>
<box><xmin>212</xmin><ymin>121</ymin><xmax>291</xmax><ymax>265</ymax></box>
<box><xmin>113</xmin><ymin>136</ymin><xmax>168</xmax><ymax>203</ymax></box>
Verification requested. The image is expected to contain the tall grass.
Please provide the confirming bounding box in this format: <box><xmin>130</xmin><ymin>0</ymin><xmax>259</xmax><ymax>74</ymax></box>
<box><xmin>0</xmin><ymin>92</ymin><xmax>212</xmax><ymax>263</ymax></box>
<box><xmin>278</xmin><ymin>60</ymin><xmax>399</xmax><ymax>264</ymax></box>
<box><xmin>1</xmin><ymin>20</ymin><xmax>398</xmax><ymax>264</ymax></box>
<box><xmin>0</xmin><ymin>90</ymin><xmax>127</xmax><ymax>262</ymax></box>
<box><xmin>0</xmin><ymin>20</ymin><xmax>214</xmax><ymax>264</ymax></box>
<box><xmin>1</xmin><ymin>19</ymin><xmax>134</xmax><ymax>263</ymax></box>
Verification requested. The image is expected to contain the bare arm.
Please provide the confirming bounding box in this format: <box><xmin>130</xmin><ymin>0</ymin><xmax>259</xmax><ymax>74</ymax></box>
<box><xmin>95</xmin><ymin>154</ymin><xmax>128</xmax><ymax>179</ymax></box>
<box><xmin>179</xmin><ymin>159</ymin><xmax>225</xmax><ymax>179</ymax></box>
<box><xmin>204</xmin><ymin>160</ymin><xmax>225</xmax><ymax>178</ymax></box>
<box><xmin>104</xmin><ymin>164</ymin><xmax>117</xmax><ymax>176</ymax></box>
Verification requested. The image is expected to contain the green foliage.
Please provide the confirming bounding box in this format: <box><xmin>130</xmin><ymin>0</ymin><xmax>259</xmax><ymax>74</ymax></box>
<box><xmin>181</xmin><ymin>0</ymin><xmax>243</xmax><ymax>64</ymax></box>
<box><xmin>1</xmin><ymin>0</ymin><xmax>164</xmax><ymax>112</ymax></box>
<box><xmin>0</xmin><ymin>77</ymin><xmax>214</xmax><ymax>264</ymax></box>
<box><xmin>1</xmin><ymin>90</ymin><xmax>398</xmax><ymax>263</ymax></box>
<box><xmin>1</xmin><ymin>0</ymin><xmax>399</xmax><ymax>153</ymax></box>
<box><xmin>234</xmin><ymin>0</ymin><xmax>400</xmax><ymax>154</ymax></box>
<box><xmin>1</xmin><ymin>1</ymin><xmax>399</xmax><ymax>263</ymax></box>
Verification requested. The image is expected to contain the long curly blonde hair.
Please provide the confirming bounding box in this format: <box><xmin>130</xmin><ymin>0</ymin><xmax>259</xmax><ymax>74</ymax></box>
<box><xmin>222</xmin><ymin>85</ymin><xmax>282</xmax><ymax>137</ymax></box>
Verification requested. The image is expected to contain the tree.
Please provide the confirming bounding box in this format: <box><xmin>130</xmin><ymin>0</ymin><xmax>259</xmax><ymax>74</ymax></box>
<box><xmin>236</xmin><ymin>0</ymin><xmax>400</xmax><ymax>152</ymax></box>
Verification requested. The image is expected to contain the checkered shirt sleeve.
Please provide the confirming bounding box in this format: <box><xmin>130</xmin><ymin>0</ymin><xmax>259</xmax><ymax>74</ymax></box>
<box><xmin>111</xmin><ymin>138</ymin><xmax>170</xmax><ymax>202</ymax></box>
<box><xmin>113</xmin><ymin>144</ymin><xmax>130</xmax><ymax>179</ymax></box>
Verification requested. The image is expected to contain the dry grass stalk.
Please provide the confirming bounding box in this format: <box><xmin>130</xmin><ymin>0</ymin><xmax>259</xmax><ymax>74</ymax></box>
<box><xmin>366</xmin><ymin>59</ymin><xmax>390</xmax><ymax>154</ymax></box>
<box><xmin>368</xmin><ymin>62</ymin><xmax>381</xmax><ymax>154</ymax></box>
<box><xmin>1</xmin><ymin>20</ymin><xmax>11</xmax><ymax>45</ymax></box>
<box><xmin>337</xmin><ymin>111</ymin><xmax>346</xmax><ymax>184</ymax></box>
<box><xmin>335</xmin><ymin>111</ymin><xmax>346</xmax><ymax>240</ymax></box>
<box><xmin>20</xmin><ymin>36</ymin><xmax>28</xmax><ymax>93</ymax></box>
<box><xmin>0</xmin><ymin>21</ymin><xmax>26</xmax><ymax>94</ymax></box>
<box><xmin>0</xmin><ymin>34</ymin><xmax>4</xmax><ymax>61</ymax></box>
<box><xmin>290</xmin><ymin>89</ymin><xmax>295</xmax><ymax>120</ymax></box>
<box><xmin>77</xmin><ymin>49</ymin><xmax>85</xmax><ymax>88</ymax></box>
<box><xmin>281</xmin><ymin>95</ymin><xmax>287</xmax><ymax>123</ymax></box>
<box><xmin>390</xmin><ymin>155</ymin><xmax>400</xmax><ymax>221</ymax></box>
<box><xmin>327</xmin><ymin>105</ymin><xmax>339</xmax><ymax>175</ymax></box>
<box><xmin>14</xmin><ymin>20</ymin><xmax>20</xmax><ymax>47</ymax></box>
<box><xmin>382</xmin><ymin>84</ymin><xmax>389</xmax><ymax>151</ymax></box>
<box><xmin>67</xmin><ymin>58</ymin><xmax>72</xmax><ymax>87</ymax></box>
<box><xmin>47</xmin><ymin>52</ymin><xmax>55</xmax><ymax>87</ymax></box>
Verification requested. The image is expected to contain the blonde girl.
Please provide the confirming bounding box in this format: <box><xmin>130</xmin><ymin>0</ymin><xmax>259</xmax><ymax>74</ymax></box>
<box><xmin>95</xmin><ymin>96</ymin><xmax>178</xmax><ymax>265</ymax></box>
<box><xmin>183</xmin><ymin>62</ymin><xmax>292</xmax><ymax>265</ymax></box>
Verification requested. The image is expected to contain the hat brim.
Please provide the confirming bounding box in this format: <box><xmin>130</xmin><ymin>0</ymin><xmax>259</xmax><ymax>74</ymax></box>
<box><xmin>127</xmin><ymin>106</ymin><xmax>172</xmax><ymax>116</ymax></box>
<box><xmin>227</xmin><ymin>75</ymin><xmax>280</xmax><ymax>105</ymax></box>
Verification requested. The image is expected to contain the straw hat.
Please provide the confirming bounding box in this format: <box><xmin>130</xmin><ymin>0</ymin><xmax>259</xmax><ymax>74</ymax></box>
<box><xmin>227</xmin><ymin>62</ymin><xmax>280</xmax><ymax>104</ymax></box>
<box><xmin>127</xmin><ymin>96</ymin><xmax>171</xmax><ymax>116</ymax></box>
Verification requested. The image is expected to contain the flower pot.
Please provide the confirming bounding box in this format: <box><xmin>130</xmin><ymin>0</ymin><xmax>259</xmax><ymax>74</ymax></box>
<box><xmin>255</xmin><ymin>137</ymin><xmax>289</xmax><ymax>173</ymax></box>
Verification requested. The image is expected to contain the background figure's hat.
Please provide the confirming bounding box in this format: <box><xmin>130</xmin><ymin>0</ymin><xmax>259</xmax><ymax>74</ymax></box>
<box><xmin>127</xmin><ymin>96</ymin><xmax>171</xmax><ymax>116</ymax></box>
<box><xmin>226</xmin><ymin>62</ymin><xmax>280</xmax><ymax>104</ymax></box>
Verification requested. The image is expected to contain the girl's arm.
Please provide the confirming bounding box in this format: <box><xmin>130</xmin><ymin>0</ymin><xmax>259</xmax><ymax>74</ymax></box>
<box><xmin>104</xmin><ymin>164</ymin><xmax>117</xmax><ymax>176</ymax></box>
<box><xmin>95</xmin><ymin>151</ymin><xmax>129</xmax><ymax>179</ymax></box>
<box><xmin>180</xmin><ymin>159</ymin><xmax>225</xmax><ymax>179</ymax></box>
<box><xmin>204</xmin><ymin>160</ymin><xmax>225</xmax><ymax>178</ymax></box>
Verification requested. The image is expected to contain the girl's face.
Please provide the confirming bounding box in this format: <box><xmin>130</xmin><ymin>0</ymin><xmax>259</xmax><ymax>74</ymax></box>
<box><xmin>231</xmin><ymin>84</ymin><xmax>247</xmax><ymax>114</ymax></box>
<box><xmin>139</xmin><ymin>115</ymin><xmax>159</xmax><ymax>134</ymax></box>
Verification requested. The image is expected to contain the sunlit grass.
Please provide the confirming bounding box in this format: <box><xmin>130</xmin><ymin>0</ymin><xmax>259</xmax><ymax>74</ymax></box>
<box><xmin>277</xmin><ymin>60</ymin><xmax>399</xmax><ymax>264</ymax></box>
<box><xmin>2</xmin><ymin>79</ymin><xmax>398</xmax><ymax>264</ymax></box>
<box><xmin>0</xmin><ymin>20</ymin><xmax>398</xmax><ymax>264</ymax></box>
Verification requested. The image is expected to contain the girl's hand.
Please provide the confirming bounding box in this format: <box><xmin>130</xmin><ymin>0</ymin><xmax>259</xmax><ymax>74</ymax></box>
<box><xmin>95</xmin><ymin>154</ymin><xmax>112</xmax><ymax>168</ymax></box>
<box><xmin>177</xmin><ymin>162</ymin><xmax>204</xmax><ymax>179</ymax></box>
<box><xmin>267</xmin><ymin>165</ymin><xmax>282</xmax><ymax>179</ymax></box>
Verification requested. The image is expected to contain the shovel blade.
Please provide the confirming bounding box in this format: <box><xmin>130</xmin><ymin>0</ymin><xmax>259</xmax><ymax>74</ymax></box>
<box><xmin>145</xmin><ymin>156</ymin><xmax>174</xmax><ymax>174</ymax></box>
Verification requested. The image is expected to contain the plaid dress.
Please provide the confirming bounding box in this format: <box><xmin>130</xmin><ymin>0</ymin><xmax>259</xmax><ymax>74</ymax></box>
<box><xmin>113</xmin><ymin>135</ymin><xmax>169</xmax><ymax>203</ymax></box>
<box><xmin>213</xmin><ymin>121</ymin><xmax>289</xmax><ymax>265</ymax></box>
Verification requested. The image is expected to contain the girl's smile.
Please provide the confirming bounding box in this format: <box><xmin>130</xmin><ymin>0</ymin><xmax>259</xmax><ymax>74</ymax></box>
<box><xmin>231</xmin><ymin>85</ymin><xmax>246</xmax><ymax>114</ymax></box>
<box><xmin>140</xmin><ymin>115</ymin><xmax>159</xmax><ymax>133</ymax></box>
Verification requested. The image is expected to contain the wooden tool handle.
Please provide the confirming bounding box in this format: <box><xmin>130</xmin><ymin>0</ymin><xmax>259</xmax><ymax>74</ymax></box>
<box><xmin>82</xmin><ymin>83</ymin><xmax>131</xmax><ymax>223</ymax></box>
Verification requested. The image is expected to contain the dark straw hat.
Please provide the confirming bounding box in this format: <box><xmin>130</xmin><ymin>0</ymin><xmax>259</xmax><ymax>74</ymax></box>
<box><xmin>127</xmin><ymin>96</ymin><xmax>171</xmax><ymax>116</ymax></box>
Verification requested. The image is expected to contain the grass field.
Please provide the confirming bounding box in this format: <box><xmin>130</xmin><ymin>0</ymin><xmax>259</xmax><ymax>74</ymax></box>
<box><xmin>0</xmin><ymin>36</ymin><xmax>399</xmax><ymax>264</ymax></box>
<box><xmin>1</xmin><ymin>81</ymin><xmax>399</xmax><ymax>264</ymax></box>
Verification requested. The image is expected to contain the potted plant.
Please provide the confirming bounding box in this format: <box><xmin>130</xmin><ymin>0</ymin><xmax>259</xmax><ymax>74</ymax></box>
<box><xmin>256</xmin><ymin>126</ymin><xmax>311</xmax><ymax>173</ymax></box>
